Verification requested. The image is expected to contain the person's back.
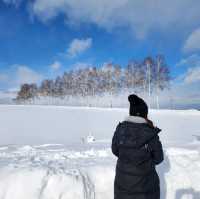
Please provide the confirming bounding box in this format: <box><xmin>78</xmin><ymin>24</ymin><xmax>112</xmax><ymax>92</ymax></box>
<box><xmin>112</xmin><ymin>94</ymin><xmax>164</xmax><ymax>199</ymax></box>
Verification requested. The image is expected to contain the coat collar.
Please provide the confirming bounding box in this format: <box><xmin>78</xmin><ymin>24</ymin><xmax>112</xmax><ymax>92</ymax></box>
<box><xmin>124</xmin><ymin>115</ymin><xmax>147</xmax><ymax>124</ymax></box>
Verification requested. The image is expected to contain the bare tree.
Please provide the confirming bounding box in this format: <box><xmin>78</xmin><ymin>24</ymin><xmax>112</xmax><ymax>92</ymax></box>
<box><xmin>17</xmin><ymin>83</ymin><xmax>38</xmax><ymax>101</ymax></box>
<box><xmin>16</xmin><ymin>55</ymin><xmax>170</xmax><ymax>103</ymax></box>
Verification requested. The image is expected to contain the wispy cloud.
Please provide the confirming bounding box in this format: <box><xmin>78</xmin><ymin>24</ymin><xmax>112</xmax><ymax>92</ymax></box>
<box><xmin>0</xmin><ymin>65</ymin><xmax>43</xmax><ymax>90</ymax></box>
<box><xmin>28</xmin><ymin>0</ymin><xmax>200</xmax><ymax>39</ymax></box>
<box><xmin>183</xmin><ymin>28</ymin><xmax>200</xmax><ymax>53</ymax></box>
<box><xmin>15</xmin><ymin>65</ymin><xmax>43</xmax><ymax>85</ymax></box>
<box><xmin>49</xmin><ymin>61</ymin><xmax>61</xmax><ymax>70</ymax></box>
<box><xmin>176</xmin><ymin>54</ymin><xmax>200</xmax><ymax>67</ymax></box>
<box><xmin>183</xmin><ymin>66</ymin><xmax>200</xmax><ymax>84</ymax></box>
<box><xmin>4</xmin><ymin>0</ymin><xmax>200</xmax><ymax>39</ymax></box>
<box><xmin>175</xmin><ymin>54</ymin><xmax>200</xmax><ymax>84</ymax></box>
<box><xmin>66</xmin><ymin>38</ymin><xmax>92</xmax><ymax>58</ymax></box>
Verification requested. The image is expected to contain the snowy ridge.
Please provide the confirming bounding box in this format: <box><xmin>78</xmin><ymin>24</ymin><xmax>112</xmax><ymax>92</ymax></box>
<box><xmin>0</xmin><ymin>145</ymin><xmax>200</xmax><ymax>199</ymax></box>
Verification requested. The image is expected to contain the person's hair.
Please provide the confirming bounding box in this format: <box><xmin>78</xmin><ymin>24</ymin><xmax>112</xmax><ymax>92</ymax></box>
<box><xmin>145</xmin><ymin>118</ymin><xmax>154</xmax><ymax>128</ymax></box>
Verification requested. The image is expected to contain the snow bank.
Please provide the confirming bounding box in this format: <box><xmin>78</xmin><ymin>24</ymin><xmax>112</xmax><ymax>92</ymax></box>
<box><xmin>0</xmin><ymin>145</ymin><xmax>200</xmax><ymax>199</ymax></box>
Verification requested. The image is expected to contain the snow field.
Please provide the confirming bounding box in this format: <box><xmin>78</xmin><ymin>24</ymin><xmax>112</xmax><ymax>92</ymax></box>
<box><xmin>0</xmin><ymin>105</ymin><xmax>200</xmax><ymax>199</ymax></box>
<box><xmin>0</xmin><ymin>105</ymin><xmax>200</xmax><ymax>146</ymax></box>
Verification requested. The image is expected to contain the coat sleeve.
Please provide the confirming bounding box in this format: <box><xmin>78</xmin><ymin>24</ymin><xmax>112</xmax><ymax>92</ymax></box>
<box><xmin>148</xmin><ymin>134</ymin><xmax>164</xmax><ymax>165</ymax></box>
<box><xmin>111</xmin><ymin>124</ymin><xmax>120</xmax><ymax>157</ymax></box>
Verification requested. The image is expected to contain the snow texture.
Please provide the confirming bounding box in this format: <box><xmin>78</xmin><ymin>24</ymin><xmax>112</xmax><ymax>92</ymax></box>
<box><xmin>0</xmin><ymin>105</ymin><xmax>200</xmax><ymax>199</ymax></box>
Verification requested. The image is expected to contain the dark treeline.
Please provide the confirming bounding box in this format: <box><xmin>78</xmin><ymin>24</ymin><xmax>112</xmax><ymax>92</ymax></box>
<box><xmin>16</xmin><ymin>56</ymin><xmax>170</xmax><ymax>101</ymax></box>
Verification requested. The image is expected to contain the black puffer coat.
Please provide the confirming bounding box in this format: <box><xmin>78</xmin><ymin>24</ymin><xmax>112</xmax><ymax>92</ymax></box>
<box><xmin>112</xmin><ymin>117</ymin><xmax>164</xmax><ymax>199</ymax></box>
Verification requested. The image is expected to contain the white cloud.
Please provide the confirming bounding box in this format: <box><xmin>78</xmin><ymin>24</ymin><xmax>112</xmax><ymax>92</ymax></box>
<box><xmin>4</xmin><ymin>0</ymin><xmax>200</xmax><ymax>39</ymax></box>
<box><xmin>184</xmin><ymin>66</ymin><xmax>200</xmax><ymax>84</ymax></box>
<box><xmin>175</xmin><ymin>55</ymin><xmax>200</xmax><ymax>84</ymax></box>
<box><xmin>27</xmin><ymin>0</ymin><xmax>200</xmax><ymax>39</ymax></box>
<box><xmin>49</xmin><ymin>61</ymin><xmax>61</xmax><ymax>70</ymax></box>
<box><xmin>15</xmin><ymin>65</ymin><xmax>43</xmax><ymax>85</ymax></box>
<box><xmin>176</xmin><ymin>54</ymin><xmax>200</xmax><ymax>67</ymax></box>
<box><xmin>183</xmin><ymin>28</ymin><xmax>200</xmax><ymax>53</ymax></box>
<box><xmin>0</xmin><ymin>65</ymin><xmax>43</xmax><ymax>90</ymax></box>
<box><xmin>67</xmin><ymin>38</ymin><xmax>92</xmax><ymax>58</ymax></box>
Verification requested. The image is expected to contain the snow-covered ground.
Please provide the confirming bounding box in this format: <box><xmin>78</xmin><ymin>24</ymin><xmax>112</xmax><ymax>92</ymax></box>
<box><xmin>0</xmin><ymin>105</ymin><xmax>200</xmax><ymax>199</ymax></box>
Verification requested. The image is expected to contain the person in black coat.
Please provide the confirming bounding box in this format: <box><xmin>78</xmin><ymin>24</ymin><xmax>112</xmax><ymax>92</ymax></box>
<box><xmin>112</xmin><ymin>94</ymin><xmax>164</xmax><ymax>199</ymax></box>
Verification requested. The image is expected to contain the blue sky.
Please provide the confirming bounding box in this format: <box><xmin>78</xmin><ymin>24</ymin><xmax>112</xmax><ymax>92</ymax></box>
<box><xmin>0</xmin><ymin>0</ymin><xmax>200</xmax><ymax>101</ymax></box>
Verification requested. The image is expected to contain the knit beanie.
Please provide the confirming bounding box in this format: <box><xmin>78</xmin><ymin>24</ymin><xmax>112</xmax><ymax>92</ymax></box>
<box><xmin>128</xmin><ymin>94</ymin><xmax>148</xmax><ymax>118</ymax></box>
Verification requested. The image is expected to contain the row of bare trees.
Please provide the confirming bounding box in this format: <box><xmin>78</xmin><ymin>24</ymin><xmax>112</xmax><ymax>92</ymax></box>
<box><xmin>16</xmin><ymin>56</ymin><xmax>170</xmax><ymax>101</ymax></box>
